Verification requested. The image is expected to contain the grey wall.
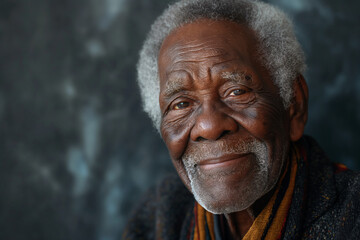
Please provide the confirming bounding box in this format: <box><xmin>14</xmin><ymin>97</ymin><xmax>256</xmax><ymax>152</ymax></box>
<box><xmin>0</xmin><ymin>0</ymin><xmax>359</xmax><ymax>239</ymax></box>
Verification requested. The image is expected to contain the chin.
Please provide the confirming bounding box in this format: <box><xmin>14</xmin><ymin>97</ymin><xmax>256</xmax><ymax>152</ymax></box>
<box><xmin>183</xmin><ymin>139</ymin><xmax>285</xmax><ymax>214</ymax></box>
<box><xmin>191</xmin><ymin>164</ymin><xmax>269</xmax><ymax>214</ymax></box>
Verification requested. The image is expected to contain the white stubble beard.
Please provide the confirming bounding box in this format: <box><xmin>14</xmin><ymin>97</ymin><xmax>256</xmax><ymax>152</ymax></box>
<box><xmin>182</xmin><ymin>139</ymin><xmax>278</xmax><ymax>214</ymax></box>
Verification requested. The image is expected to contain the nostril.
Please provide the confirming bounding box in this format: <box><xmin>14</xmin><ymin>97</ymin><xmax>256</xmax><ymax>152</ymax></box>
<box><xmin>217</xmin><ymin>130</ymin><xmax>231</xmax><ymax>140</ymax></box>
<box><xmin>196</xmin><ymin>136</ymin><xmax>206</xmax><ymax>142</ymax></box>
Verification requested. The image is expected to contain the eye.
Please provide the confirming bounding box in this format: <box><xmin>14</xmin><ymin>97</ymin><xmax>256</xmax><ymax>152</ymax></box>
<box><xmin>173</xmin><ymin>101</ymin><xmax>190</xmax><ymax>110</ymax></box>
<box><xmin>229</xmin><ymin>89</ymin><xmax>247</xmax><ymax>96</ymax></box>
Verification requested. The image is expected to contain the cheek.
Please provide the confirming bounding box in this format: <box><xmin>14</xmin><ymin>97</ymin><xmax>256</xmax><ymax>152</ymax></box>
<box><xmin>171</xmin><ymin>157</ymin><xmax>192</xmax><ymax>192</ymax></box>
<box><xmin>160</xmin><ymin>117</ymin><xmax>192</xmax><ymax>160</ymax></box>
<box><xmin>245</xmin><ymin>101</ymin><xmax>290</xmax><ymax>177</ymax></box>
<box><xmin>161</xmin><ymin>118</ymin><xmax>193</xmax><ymax>192</ymax></box>
<box><xmin>240</xmin><ymin>100</ymin><xmax>288</xmax><ymax>141</ymax></box>
<box><xmin>240</xmin><ymin>106</ymin><xmax>289</xmax><ymax>185</ymax></box>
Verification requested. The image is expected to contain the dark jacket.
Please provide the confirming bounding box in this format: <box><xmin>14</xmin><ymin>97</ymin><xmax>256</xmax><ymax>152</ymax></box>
<box><xmin>122</xmin><ymin>137</ymin><xmax>360</xmax><ymax>239</ymax></box>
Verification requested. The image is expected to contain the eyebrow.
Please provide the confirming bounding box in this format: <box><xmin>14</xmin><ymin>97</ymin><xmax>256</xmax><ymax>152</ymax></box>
<box><xmin>162</xmin><ymin>70</ymin><xmax>252</xmax><ymax>98</ymax></box>
<box><xmin>221</xmin><ymin>71</ymin><xmax>252</xmax><ymax>84</ymax></box>
<box><xmin>162</xmin><ymin>76</ymin><xmax>189</xmax><ymax>99</ymax></box>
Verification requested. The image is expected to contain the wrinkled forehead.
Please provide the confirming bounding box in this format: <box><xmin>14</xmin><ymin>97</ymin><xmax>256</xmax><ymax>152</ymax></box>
<box><xmin>161</xmin><ymin>37</ymin><xmax>242</xmax><ymax>67</ymax></box>
<box><xmin>158</xmin><ymin>19</ymin><xmax>260</xmax><ymax>75</ymax></box>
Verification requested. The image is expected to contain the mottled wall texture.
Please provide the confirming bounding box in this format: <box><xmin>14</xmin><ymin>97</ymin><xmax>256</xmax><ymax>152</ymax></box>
<box><xmin>0</xmin><ymin>0</ymin><xmax>359</xmax><ymax>239</ymax></box>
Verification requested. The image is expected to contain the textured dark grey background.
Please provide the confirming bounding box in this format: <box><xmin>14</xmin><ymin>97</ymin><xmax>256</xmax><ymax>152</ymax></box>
<box><xmin>0</xmin><ymin>0</ymin><xmax>359</xmax><ymax>239</ymax></box>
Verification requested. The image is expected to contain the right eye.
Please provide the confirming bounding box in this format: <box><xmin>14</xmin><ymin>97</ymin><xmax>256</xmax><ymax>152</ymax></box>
<box><xmin>173</xmin><ymin>101</ymin><xmax>190</xmax><ymax>110</ymax></box>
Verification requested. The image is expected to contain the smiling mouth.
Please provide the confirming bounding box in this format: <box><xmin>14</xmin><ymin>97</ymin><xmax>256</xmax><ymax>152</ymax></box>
<box><xmin>197</xmin><ymin>153</ymin><xmax>251</xmax><ymax>170</ymax></box>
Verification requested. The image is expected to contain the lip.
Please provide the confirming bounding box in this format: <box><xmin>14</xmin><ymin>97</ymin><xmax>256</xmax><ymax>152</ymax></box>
<box><xmin>197</xmin><ymin>153</ymin><xmax>251</xmax><ymax>170</ymax></box>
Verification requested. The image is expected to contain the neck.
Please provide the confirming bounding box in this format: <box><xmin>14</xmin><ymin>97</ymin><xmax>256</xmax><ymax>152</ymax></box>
<box><xmin>225</xmin><ymin>209</ymin><xmax>254</xmax><ymax>239</ymax></box>
<box><xmin>224</xmin><ymin>187</ymin><xmax>276</xmax><ymax>239</ymax></box>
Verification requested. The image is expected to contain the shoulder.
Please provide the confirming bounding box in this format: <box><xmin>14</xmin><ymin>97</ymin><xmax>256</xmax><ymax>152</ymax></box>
<box><xmin>122</xmin><ymin>174</ymin><xmax>194</xmax><ymax>240</ymax></box>
<box><xmin>304</xmin><ymin>135</ymin><xmax>360</xmax><ymax>198</ymax></box>
<box><xmin>302</xmin><ymin>136</ymin><xmax>360</xmax><ymax>239</ymax></box>
<box><xmin>332</xmin><ymin>168</ymin><xmax>360</xmax><ymax>239</ymax></box>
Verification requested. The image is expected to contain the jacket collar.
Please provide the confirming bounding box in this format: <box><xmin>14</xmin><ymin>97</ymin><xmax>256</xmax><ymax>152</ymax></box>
<box><xmin>282</xmin><ymin>136</ymin><xmax>338</xmax><ymax>239</ymax></box>
<box><xmin>302</xmin><ymin>136</ymin><xmax>338</xmax><ymax>227</ymax></box>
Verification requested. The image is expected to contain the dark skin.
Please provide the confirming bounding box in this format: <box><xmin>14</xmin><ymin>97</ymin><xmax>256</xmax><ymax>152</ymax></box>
<box><xmin>158</xmin><ymin>19</ymin><xmax>308</xmax><ymax>239</ymax></box>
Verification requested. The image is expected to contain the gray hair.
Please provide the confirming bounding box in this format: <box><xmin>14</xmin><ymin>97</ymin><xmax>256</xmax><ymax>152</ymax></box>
<box><xmin>137</xmin><ymin>0</ymin><xmax>306</xmax><ymax>131</ymax></box>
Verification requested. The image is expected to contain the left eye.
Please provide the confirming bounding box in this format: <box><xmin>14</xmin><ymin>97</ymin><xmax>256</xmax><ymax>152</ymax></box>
<box><xmin>229</xmin><ymin>89</ymin><xmax>246</xmax><ymax>96</ymax></box>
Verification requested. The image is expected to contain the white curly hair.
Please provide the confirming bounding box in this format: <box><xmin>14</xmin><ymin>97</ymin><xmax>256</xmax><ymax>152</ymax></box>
<box><xmin>137</xmin><ymin>0</ymin><xmax>306</xmax><ymax>131</ymax></box>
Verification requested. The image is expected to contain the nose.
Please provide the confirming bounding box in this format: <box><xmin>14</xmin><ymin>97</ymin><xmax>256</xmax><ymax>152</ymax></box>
<box><xmin>190</xmin><ymin>103</ymin><xmax>238</xmax><ymax>141</ymax></box>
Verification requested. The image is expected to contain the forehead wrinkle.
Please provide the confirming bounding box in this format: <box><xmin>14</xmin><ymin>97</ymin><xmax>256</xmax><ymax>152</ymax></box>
<box><xmin>169</xmin><ymin>48</ymin><xmax>229</xmax><ymax>65</ymax></box>
<box><xmin>166</xmin><ymin>38</ymin><xmax>231</xmax><ymax>63</ymax></box>
<box><xmin>210</xmin><ymin>58</ymin><xmax>242</xmax><ymax>69</ymax></box>
<box><xmin>168</xmin><ymin>36</ymin><xmax>230</xmax><ymax>53</ymax></box>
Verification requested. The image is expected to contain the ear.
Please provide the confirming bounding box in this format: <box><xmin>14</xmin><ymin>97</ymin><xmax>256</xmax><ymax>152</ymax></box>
<box><xmin>289</xmin><ymin>75</ymin><xmax>308</xmax><ymax>142</ymax></box>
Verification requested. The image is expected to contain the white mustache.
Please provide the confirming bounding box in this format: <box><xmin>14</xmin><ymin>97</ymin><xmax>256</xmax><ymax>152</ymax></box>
<box><xmin>182</xmin><ymin>139</ymin><xmax>267</xmax><ymax>169</ymax></box>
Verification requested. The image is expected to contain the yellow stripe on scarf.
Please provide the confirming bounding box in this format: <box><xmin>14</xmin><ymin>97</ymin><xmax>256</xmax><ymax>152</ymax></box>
<box><xmin>205</xmin><ymin>211</ymin><xmax>215</xmax><ymax>240</ymax></box>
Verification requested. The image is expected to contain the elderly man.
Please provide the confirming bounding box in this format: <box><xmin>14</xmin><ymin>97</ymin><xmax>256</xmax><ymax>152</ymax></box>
<box><xmin>123</xmin><ymin>0</ymin><xmax>360</xmax><ymax>239</ymax></box>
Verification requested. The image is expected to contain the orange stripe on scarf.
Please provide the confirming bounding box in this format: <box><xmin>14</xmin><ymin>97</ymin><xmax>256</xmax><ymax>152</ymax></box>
<box><xmin>243</xmin><ymin>148</ymin><xmax>298</xmax><ymax>240</ymax></box>
<box><xmin>193</xmin><ymin>200</ymin><xmax>216</xmax><ymax>240</ymax></box>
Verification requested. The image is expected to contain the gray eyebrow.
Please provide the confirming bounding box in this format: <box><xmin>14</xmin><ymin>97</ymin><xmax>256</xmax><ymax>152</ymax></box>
<box><xmin>221</xmin><ymin>71</ymin><xmax>252</xmax><ymax>84</ymax></box>
<box><xmin>162</xmin><ymin>76</ymin><xmax>188</xmax><ymax>98</ymax></box>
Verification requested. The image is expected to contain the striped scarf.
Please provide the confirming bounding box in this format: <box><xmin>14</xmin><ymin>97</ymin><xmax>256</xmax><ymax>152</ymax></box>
<box><xmin>187</xmin><ymin>145</ymin><xmax>301</xmax><ymax>240</ymax></box>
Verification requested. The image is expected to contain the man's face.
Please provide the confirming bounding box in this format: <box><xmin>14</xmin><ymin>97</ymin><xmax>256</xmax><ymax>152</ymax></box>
<box><xmin>158</xmin><ymin>19</ymin><xmax>291</xmax><ymax>214</ymax></box>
